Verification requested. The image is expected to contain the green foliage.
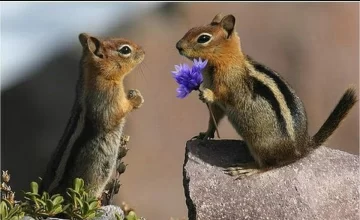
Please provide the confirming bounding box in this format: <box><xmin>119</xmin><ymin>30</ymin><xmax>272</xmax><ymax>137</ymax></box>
<box><xmin>22</xmin><ymin>181</ymin><xmax>65</xmax><ymax>218</ymax></box>
<box><xmin>0</xmin><ymin>199</ymin><xmax>25</xmax><ymax>220</ymax></box>
<box><xmin>13</xmin><ymin>177</ymin><xmax>102</xmax><ymax>220</ymax></box>
<box><xmin>115</xmin><ymin>212</ymin><xmax>124</xmax><ymax>220</ymax></box>
<box><xmin>0</xmin><ymin>170</ymin><xmax>25</xmax><ymax>220</ymax></box>
<box><xmin>121</xmin><ymin>202</ymin><xmax>145</xmax><ymax>220</ymax></box>
<box><xmin>125</xmin><ymin>211</ymin><xmax>140</xmax><ymax>220</ymax></box>
<box><xmin>1</xmin><ymin>138</ymin><xmax>146</xmax><ymax>220</ymax></box>
<box><xmin>63</xmin><ymin>178</ymin><xmax>103</xmax><ymax>220</ymax></box>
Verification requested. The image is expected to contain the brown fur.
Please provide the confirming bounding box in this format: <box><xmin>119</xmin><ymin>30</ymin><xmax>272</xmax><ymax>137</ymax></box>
<box><xmin>177</xmin><ymin>14</ymin><xmax>357</xmax><ymax>176</ymax></box>
<box><xmin>81</xmin><ymin>33</ymin><xmax>145</xmax><ymax>131</ymax></box>
<box><xmin>39</xmin><ymin>33</ymin><xmax>144</xmax><ymax>199</ymax></box>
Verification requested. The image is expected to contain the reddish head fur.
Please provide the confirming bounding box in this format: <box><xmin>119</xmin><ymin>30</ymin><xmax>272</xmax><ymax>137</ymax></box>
<box><xmin>78</xmin><ymin>33</ymin><xmax>145</xmax><ymax>130</ymax></box>
<box><xmin>176</xmin><ymin>14</ymin><xmax>245</xmax><ymax>68</ymax></box>
<box><xmin>176</xmin><ymin>14</ymin><xmax>247</xmax><ymax>105</ymax></box>
<box><xmin>79</xmin><ymin>33</ymin><xmax>145</xmax><ymax>91</ymax></box>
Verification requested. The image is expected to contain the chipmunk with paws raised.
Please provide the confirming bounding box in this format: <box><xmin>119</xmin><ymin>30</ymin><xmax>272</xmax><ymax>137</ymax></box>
<box><xmin>39</xmin><ymin>33</ymin><xmax>144</xmax><ymax>198</ymax></box>
<box><xmin>176</xmin><ymin>13</ymin><xmax>357</xmax><ymax>178</ymax></box>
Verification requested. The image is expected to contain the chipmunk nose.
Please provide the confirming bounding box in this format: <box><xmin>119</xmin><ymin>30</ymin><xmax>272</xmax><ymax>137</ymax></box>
<box><xmin>176</xmin><ymin>40</ymin><xmax>183</xmax><ymax>52</ymax></box>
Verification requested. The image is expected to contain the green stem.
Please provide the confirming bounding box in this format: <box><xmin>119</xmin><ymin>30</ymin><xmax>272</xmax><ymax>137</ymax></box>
<box><xmin>198</xmin><ymin>89</ymin><xmax>221</xmax><ymax>139</ymax></box>
<box><xmin>206</xmin><ymin>103</ymin><xmax>221</xmax><ymax>139</ymax></box>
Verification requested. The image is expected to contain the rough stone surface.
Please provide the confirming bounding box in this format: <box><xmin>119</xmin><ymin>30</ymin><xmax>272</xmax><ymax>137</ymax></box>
<box><xmin>95</xmin><ymin>205</ymin><xmax>125</xmax><ymax>220</ymax></box>
<box><xmin>21</xmin><ymin>205</ymin><xmax>124</xmax><ymax>220</ymax></box>
<box><xmin>183</xmin><ymin>139</ymin><xmax>359</xmax><ymax>220</ymax></box>
<box><xmin>21</xmin><ymin>217</ymin><xmax>35</xmax><ymax>220</ymax></box>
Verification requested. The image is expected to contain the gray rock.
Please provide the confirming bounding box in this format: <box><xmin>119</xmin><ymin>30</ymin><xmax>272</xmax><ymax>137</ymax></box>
<box><xmin>183</xmin><ymin>139</ymin><xmax>359</xmax><ymax>220</ymax></box>
<box><xmin>44</xmin><ymin>218</ymin><xmax>65</xmax><ymax>220</ymax></box>
<box><xmin>21</xmin><ymin>205</ymin><xmax>124</xmax><ymax>220</ymax></box>
<box><xmin>94</xmin><ymin>205</ymin><xmax>125</xmax><ymax>220</ymax></box>
<box><xmin>21</xmin><ymin>217</ymin><xmax>35</xmax><ymax>220</ymax></box>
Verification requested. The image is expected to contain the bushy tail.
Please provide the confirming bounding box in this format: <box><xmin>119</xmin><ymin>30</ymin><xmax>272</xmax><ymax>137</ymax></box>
<box><xmin>312</xmin><ymin>87</ymin><xmax>357</xmax><ymax>147</ymax></box>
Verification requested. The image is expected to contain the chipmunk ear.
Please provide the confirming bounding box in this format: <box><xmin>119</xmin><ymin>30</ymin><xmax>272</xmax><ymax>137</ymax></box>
<box><xmin>220</xmin><ymin>14</ymin><xmax>236</xmax><ymax>38</ymax></box>
<box><xmin>79</xmin><ymin>33</ymin><xmax>103</xmax><ymax>58</ymax></box>
<box><xmin>211</xmin><ymin>13</ymin><xmax>223</xmax><ymax>25</ymax></box>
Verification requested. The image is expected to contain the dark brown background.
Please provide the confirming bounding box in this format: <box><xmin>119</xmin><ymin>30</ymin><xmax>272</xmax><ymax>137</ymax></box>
<box><xmin>1</xmin><ymin>3</ymin><xmax>359</xmax><ymax>220</ymax></box>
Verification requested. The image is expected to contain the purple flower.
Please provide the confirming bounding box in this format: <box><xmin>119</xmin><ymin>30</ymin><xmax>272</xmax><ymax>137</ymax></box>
<box><xmin>176</xmin><ymin>84</ymin><xmax>190</xmax><ymax>99</ymax></box>
<box><xmin>192</xmin><ymin>58</ymin><xmax>208</xmax><ymax>73</ymax></box>
<box><xmin>172</xmin><ymin>58</ymin><xmax>208</xmax><ymax>99</ymax></box>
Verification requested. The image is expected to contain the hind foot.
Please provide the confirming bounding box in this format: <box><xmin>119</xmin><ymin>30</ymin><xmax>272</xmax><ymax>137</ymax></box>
<box><xmin>224</xmin><ymin>162</ymin><xmax>262</xmax><ymax>180</ymax></box>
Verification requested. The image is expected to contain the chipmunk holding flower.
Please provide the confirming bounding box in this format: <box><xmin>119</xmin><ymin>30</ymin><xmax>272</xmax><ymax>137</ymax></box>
<box><xmin>39</xmin><ymin>33</ymin><xmax>144</xmax><ymax>198</ymax></box>
<box><xmin>175</xmin><ymin>13</ymin><xmax>357</xmax><ymax>178</ymax></box>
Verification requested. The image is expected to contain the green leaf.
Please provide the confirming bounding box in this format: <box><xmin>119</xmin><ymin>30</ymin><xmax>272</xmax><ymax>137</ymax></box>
<box><xmin>66</xmin><ymin>191</ymin><xmax>73</xmax><ymax>200</ymax></box>
<box><xmin>52</xmin><ymin>196</ymin><xmax>64</xmax><ymax>206</ymax></box>
<box><xmin>24</xmin><ymin>192</ymin><xmax>40</xmax><ymax>198</ymax></box>
<box><xmin>88</xmin><ymin>201</ymin><xmax>99</xmax><ymax>210</ymax></box>
<box><xmin>45</xmin><ymin>200</ymin><xmax>54</xmax><ymax>212</ymax></box>
<box><xmin>62</xmin><ymin>204</ymin><xmax>71</xmax><ymax>212</ymax></box>
<box><xmin>8</xmin><ymin>205</ymin><xmax>22</xmax><ymax>216</ymax></box>
<box><xmin>41</xmin><ymin>192</ymin><xmax>50</xmax><ymax>201</ymax></box>
<box><xmin>48</xmin><ymin>205</ymin><xmax>63</xmax><ymax>216</ymax></box>
<box><xmin>22</xmin><ymin>197</ymin><xmax>33</xmax><ymax>202</ymax></box>
<box><xmin>126</xmin><ymin>211</ymin><xmax>138</xmax><ymax>220</ymax></box>
<box><xmin>75</xmin><ymin>197</ymin><xmax>84</xmax><ymax>208</ymax></box>
<box><xmin>2</xmin><ymin>199</ymin><xmax>13</xmax><ymax>209</ymax></box>
<box><xmin>74</xmin><ymin>178</ymin><xmax>84</xmax><ymax>192</ymax></box>
<box><xmin>33</xmin><ymin>206</ymin><xmax>44</xmax><ymax>214</ymax></box>
<box><xmin>35</xmin><ymin>198</ymin><xmax>46</xmax><ymax>207</ymax></box>
<box><xmin>84</xmin><ymin>211</ymin><xmax>96</xmax><ymax>219</ymax></box>
<box><xmin>52</xmin><ymin>205</ymin><xmax>63</xmax><ymax>214</ymax></box>
<box><xmin>50</xmin><ymin>194</ymin><xmax>61</xmax><ymax>200</ymax></box>
<box><xmin>30</xmin><ymin>182</ymin><xmax>39</xmax><ymax>194</ymax></box>
<box><xmin>1</xmin><ymin>202</ymin><xmax>24</xmax><ymax>220</ymax></box>
<box><xmin>96</xmin><ymin>209</ymin><xmax>105</xmax><ymax>217</ymax></box>
<box><xmin>82</xmin><ymin>202</ymin><xmax>90</xmax><ymax>216</ymax></box>
<box><xmin>115</xmin><ymin>212</ymin><xmax>123</xmax><ymax>220</ymax></box>
<box><xmin>73</xmin><ymin>212</ymin><xmax>85</xmax><ymax>219</ymax></box>
<box><xmin>0</xmin><ymin>201</ymin><xmax>9</xmax><ymax>218</ymax></box>
<box><xmin>81</xmin><ymin>192</ymin><xmax>88</xmax><ymax>201</ymax></box>
<box><xmin>67</xmin><ymin>188</ymin><xmax>82</xmax><ymax>198</ymax></box>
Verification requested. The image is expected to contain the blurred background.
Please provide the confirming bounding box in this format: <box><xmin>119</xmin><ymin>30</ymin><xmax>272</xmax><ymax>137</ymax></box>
<box><xmin>1</xmin><ymin>2</ymin><xmax>359</xmax><ymax>219</ymax></box>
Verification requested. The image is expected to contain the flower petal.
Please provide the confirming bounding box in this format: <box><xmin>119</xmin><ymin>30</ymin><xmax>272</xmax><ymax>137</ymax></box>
<box><xmin>176</xmin><ymin>85</ymin><xmax>190</xmax><ymax>99</ymax></box>
<box><xmin>172</xmin><ymin>59</ymin><xmax>207</xmax><ymax>98</ymax></box>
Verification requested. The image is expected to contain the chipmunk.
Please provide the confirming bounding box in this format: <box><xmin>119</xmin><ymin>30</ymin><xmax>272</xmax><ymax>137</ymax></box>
<box><xmin>176</xmin><ymin>13</ymin><xmax>357</xmax><ymax>178</ymax></box>
<box><xmin>39</xmin><ymin>33</ymin><xmax>145</xmax><ymax>198</ymax></box>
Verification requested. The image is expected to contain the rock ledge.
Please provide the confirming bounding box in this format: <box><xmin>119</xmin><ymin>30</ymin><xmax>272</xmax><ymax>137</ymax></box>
<box><xmin>183</xmin><ymin>139</ymin><xmax>359</xmax><ymax>220</ymax></box>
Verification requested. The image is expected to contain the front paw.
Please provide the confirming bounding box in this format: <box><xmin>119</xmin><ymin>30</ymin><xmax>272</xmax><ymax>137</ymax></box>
<box><xmin>128</xmin><ymin>89</ymin><xmax>144</xmax><ymax>109</ymax></box>
<box><xmin>199</xmin><ymin>88</ymin><xmax>215</xmax><ymax>104</ymax></box>
<box><xmin>191</xmin><ymin>131</ymin><xmax>214</xmax><ymax>140</ymax></box>
<box><xmin>120</xmin><ymin>135</ymin><xmax>130</xmax><ymax>146</ymax></box>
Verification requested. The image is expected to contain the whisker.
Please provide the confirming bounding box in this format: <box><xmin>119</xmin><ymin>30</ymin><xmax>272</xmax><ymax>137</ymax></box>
<box><xmin>139</xmin><ymin>65</ymin><xmax>145</xmax><ymax>85</ymax></box>
<box><xmin>134</xmin><ymin>66</ymin><xmax>138</xmax><ymax>86</ymax></box>
<box><xmin>140</xmin><ymin>62</ymin><xmax>150</xmax><ymax>84</ymax></box>
<box><xmin>142</xmin><ymin>61</ymin><xmax>152</xmax><ymax>75</ymax></box>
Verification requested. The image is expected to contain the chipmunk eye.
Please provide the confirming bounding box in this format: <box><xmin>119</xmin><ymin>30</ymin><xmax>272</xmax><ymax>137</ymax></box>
<box><xmin>197</xmin><ymin>34</ymin><xmax>212</xmax><ymax>44</ymax></box>
<box><xmin>118</xmin><ymin>45</ymin><xmax>132</xmax><ymax>56</ymax></box>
